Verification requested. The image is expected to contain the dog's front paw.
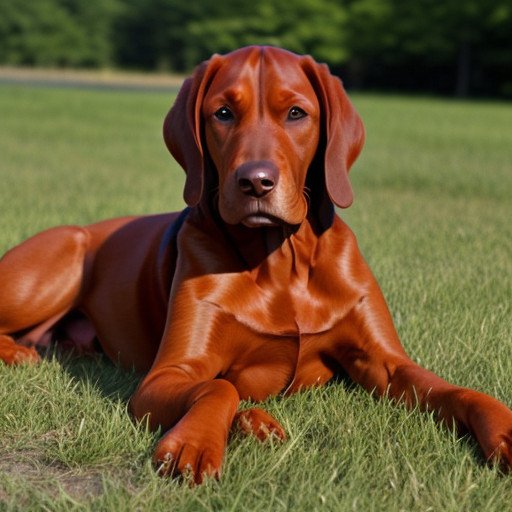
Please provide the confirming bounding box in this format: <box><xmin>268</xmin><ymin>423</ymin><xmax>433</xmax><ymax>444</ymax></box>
<box><xmin>487</xmin><ymin>436</ymin><xmax>512</xmax><ymax>471</ymax></box>
<box><xmin>479</xmin><ymin>417</ymin><xmax>512</xmax><ymax>472</ymax></box>
<box><xmin>234</xmin><ymin>407</ymin><xmax>286</xmax><ymax>441</ymax></box>
<box><xmin>466</xmin><ymin>393</ymin><xmax>512</xmax><ymax>471</ymax></box>
<box><xmin>153</xmin><ymin>427</ymin><xmax>225</xmax><ymax>484</ymax></box>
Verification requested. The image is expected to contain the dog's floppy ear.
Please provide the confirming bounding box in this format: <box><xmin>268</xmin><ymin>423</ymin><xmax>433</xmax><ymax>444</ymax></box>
<box><xmin>302</xmin><ymin>57</ymin><xmax>365</xmax><ymax>208</ymax></box>
<box><xmin>163</xmin><ymin>55</ymin><xmax>224</xmax><ymax>206</ymax></box>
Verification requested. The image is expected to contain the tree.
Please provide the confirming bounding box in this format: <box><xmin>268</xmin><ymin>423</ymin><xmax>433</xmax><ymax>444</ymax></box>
<box><xmin>344</xmin><ymin>0</ymin><xmax>512</xmax><ymax>96</ymax></box>
<box><xmin>114</xmin><ymin>0</ymin><xmax>348</xmax><ymax>72</ymax></box>
<box><xmin>0</xmin><ymin>0</ymin><xmax>510</xmax><ymax>96</ymax></box>
<box><xmin>0</xmin><ymin>0</ymin><xmax>119</xmax><ymax>67</ymax></box>
<box><xmin>184</xmin><ymin>0</ymin><xmax>348</xmax><ymax>70</ymax></box>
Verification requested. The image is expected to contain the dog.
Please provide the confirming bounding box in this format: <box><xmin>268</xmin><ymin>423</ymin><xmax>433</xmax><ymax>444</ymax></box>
<box><xmin>1</xmin><ymin>46</ymin><xmax>511</xmax><ymax>484</ymax></box>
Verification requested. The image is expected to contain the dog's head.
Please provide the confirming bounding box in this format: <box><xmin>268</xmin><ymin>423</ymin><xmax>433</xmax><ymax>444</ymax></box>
<box><xmin>164</xmin><ymin>46</ymin><xmax>364</xmax><ymax>228</ymax></box>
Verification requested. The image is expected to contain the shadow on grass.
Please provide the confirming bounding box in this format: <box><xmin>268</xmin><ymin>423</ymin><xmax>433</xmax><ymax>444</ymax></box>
<box><xmin>49</xmin><ymin>346</ymin><xmax>142</xmax><ymax>403</ymax></box>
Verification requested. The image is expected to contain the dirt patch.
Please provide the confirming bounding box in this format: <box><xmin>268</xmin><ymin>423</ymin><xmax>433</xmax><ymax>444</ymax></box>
<box><xmin>0</xmin><ymin>449</ymin><xmax>105</xmax><ymax>504</ymax></box>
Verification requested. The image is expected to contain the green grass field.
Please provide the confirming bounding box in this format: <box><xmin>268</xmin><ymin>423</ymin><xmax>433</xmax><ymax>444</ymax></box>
<box><xmin>0</xmin><ymin>83</ymin><xmax>511</xmax><ymax>511</ymax></box>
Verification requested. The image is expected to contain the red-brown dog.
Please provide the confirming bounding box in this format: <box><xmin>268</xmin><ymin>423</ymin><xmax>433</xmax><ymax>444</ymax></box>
<box><xmin>1</xmin><ymin>46</ymin><xmax>511</xmax><ymax>484</ymax></box>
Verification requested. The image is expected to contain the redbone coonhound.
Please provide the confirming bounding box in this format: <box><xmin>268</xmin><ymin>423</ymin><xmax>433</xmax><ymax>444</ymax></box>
<box><xmin>1</xmin><ymin>46</ymin><xmax>512</xmax><ymax>484</ymax></box>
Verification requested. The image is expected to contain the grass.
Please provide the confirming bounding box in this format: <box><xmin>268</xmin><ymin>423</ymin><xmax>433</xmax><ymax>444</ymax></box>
<box><xmin>0</xmin><ymin>82</ymin><xmax>511</xmax><ymax>511</ymax></box>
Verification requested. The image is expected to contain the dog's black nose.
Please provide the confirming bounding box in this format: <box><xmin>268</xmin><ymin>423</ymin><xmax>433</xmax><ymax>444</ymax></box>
<box><xmin>236</xmin><ymin>161</ymin><xmax>279</xmax><ymax>198</ymax></box>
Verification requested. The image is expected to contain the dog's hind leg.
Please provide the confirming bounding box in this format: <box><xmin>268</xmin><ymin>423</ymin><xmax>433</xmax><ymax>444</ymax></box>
<box><xmin>0</xmin><ymin>226</ymin><xmax>90</xmax><ymax>364</ymax></box>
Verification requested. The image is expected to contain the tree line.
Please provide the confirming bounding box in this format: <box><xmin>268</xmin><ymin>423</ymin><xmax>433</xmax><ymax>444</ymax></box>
<box><xmin>0</xmin><ymin>0</ymin><xmax>510</xmax><ymax>97</ymax></box>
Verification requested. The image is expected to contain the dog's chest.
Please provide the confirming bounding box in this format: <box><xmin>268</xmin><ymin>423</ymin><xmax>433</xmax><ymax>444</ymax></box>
<box><xmin>184</xmin><ymin>221</ymin><xmax>363</xmax><ymax>399</ymax></box>
<box><xmin>201</xmin><ymin>260</ymin><xmax>356</xmax><ymax>399</ymax></box>
<box><xmin>214</xmin><ymin>252</ymin><xmax>356</xmax><ymax>336</ymax></box>
<box><xmin>218</xmin><ymin>316</ymin><xmax>336</xmax><ymax>400</ymax></box>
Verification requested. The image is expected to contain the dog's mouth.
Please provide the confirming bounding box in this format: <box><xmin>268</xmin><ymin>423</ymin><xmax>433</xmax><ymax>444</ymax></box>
<box><xmin>241</xmin><ymin>213</ymin><xmax>281</xmax><ymax>228</ymax></box>
<box><xmin>220</xmin><ymin>193</ymin><xmax>304</xmax><ymax>229</ymax></box>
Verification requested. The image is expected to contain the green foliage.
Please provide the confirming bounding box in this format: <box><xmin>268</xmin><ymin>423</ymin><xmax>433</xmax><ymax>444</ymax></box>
<box><xmin>0</xmin><ymin>0</ymin><xmax>511</xmax><ymax>93</ymax></box>
<box><xmin>0</xmin><ymin>0</ymin><xmax>120</xmax><ymax>67</ymax></box>
<box><xmin>113</xmin><ymin>0</ymin><xmax>347</xmax><ymax>71</ymax></box>
<box><xmin>345</xmin><ymin>0</ymin><xmax>512</xmax><ymax>95</ymax></box>
<box><xmin>184</xmin><ymin>0</ymin><xmax>347</xmax><ymax>70</ymax></box>
<box><xmin>108</xmin><ymin>0</ymin><xmax>512</xmax><ymax>95</ymax></box>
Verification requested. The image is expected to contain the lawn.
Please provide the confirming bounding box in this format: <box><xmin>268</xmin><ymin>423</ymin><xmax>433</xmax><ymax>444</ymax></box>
<box><xmin>0</xmin><ymin>83</ymin><xmax>511</xmax><ymax>511</ymax></box>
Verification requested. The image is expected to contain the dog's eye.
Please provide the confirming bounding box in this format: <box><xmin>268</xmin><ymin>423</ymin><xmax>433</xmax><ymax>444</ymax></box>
<box><xmin>288</xmin><ymin>106</ymin><xmax>307</xmax><ymax>121</ymax></box>
<box><xmin>214</xmin><ymin>106</ymin><xmax>234</xmax><ymax>122</ymax></box>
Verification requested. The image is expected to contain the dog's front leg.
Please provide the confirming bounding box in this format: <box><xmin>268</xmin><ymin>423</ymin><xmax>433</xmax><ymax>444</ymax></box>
<box><xmin>131</xmin><ymin>364</ymin><xmax>239</xmax><ymax>483</ymax></box>
<box><xmin>333</xmin><ymin>278</ymin><xmax>512</xmax><ymax>469</ymax></box>
<box><xmin>130</xmin><ymin>300</ymin><xmax>240</xmax><ymax>484</ymax></box>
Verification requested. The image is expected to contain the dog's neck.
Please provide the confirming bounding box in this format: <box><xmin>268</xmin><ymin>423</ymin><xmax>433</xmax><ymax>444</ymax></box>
<box><xmin>192</xmin><ymin>202</ymin><xmax>333</xmax><ymax>270</ymax></box>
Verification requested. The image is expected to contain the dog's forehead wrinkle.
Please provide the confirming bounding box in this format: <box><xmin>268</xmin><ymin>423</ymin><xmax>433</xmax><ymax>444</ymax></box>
<box><xmin>210</xmin><ymin>49</ymin><xmax>314</xmax><ymax>118</ymax></box>
<box><xmin>259</xmin><ymin>56</ymin><xmax>317</xmax><ymax>111</ymax></box>
<box><xmin>205</xmin><ymin>80</ymin><xmax>253</xmax><ymax>114</ymax></box>
<box><xmin>221</xmin><ymin>88</ymin><xmax>245</xmax><ymax>106</ymax></box>
<box><xmin>235</xmin><ymin>46</ymin><xmax>307</xmax><ymax>117</ymax></box>
<box><xmin>258</xmin><ymin>48</ymin><xmax>265</xmax><ymax>117</ymax></box>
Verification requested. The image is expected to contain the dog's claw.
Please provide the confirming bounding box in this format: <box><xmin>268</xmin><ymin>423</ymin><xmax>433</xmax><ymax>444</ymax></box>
<box><xmin>153</xmin><ymin>434</ymin><xmax>224</xmax><ymax>484</ymax></box>
<box><xmin>234</xmin><ymin>408</ymin><xmax>287</xmax><ymax>442</ymax></box>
